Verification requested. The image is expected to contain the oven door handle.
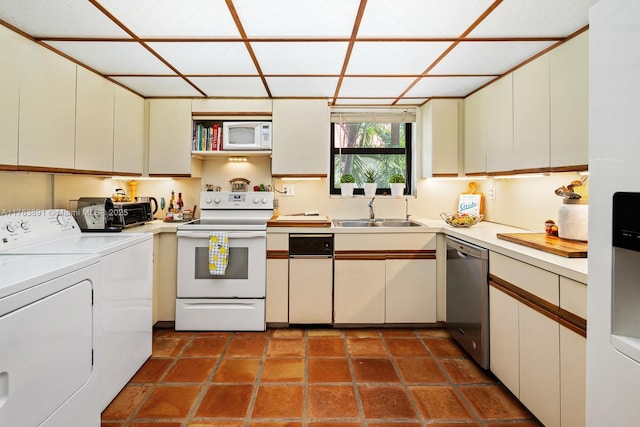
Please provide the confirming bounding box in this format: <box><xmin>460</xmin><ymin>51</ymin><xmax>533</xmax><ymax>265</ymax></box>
<box><xmin>176</xmin><ymin>231</ymin><xmax>266</xmax><ymax>239</ymax></box>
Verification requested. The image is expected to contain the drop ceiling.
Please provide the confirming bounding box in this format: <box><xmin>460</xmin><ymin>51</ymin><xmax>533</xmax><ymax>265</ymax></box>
<box><xmin>0</xmin><ymin>0</ymin><xmax>596</xmax><ymax>106</ymax></box>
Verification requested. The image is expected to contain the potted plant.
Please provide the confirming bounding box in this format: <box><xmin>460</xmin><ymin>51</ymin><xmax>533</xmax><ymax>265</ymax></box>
<box><xmin>389</xmin><ymin>173</ymin><xmax>406</xmax><ymax>196</ymax></box>
<box><xmin>339</xmin><ymin>173</ymin><xmax>355</xmax><ymax>196</ymax></box>
<box><xmin>363</xmin><ymin>166</ymin><xmax>379</xmax><ymax>197</ymax></box>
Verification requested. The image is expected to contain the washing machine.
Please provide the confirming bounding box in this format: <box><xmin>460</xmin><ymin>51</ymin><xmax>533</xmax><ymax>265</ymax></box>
<box><xmin>0</xmin><ymin>209</ymin><xmax>153</xmax><ymax>414</ymax></box>
<box><xmin>0</xmin><ymin>214</ymin><xmax>101</xmax><ymax>426</ymax></box>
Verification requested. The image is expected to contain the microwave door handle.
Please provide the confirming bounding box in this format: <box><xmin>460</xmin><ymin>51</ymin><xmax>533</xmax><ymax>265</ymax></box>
<box><xmin>176</xmin><ymin>231</ymin><xmax>266</xmax><ymax>239</ymax></box>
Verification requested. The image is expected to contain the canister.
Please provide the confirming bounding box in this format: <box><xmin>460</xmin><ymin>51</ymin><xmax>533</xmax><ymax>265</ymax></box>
<box><xmin>557</xmin><ymin>199</ymin><xmax>588</xmax><ymax>241</ymax></box>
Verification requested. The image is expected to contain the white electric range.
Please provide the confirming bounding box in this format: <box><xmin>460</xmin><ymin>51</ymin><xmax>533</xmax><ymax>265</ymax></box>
<box><xmin>0</xmin><ymin>209</ymin><xmax>153</xmax><ymax>417</ymax></box>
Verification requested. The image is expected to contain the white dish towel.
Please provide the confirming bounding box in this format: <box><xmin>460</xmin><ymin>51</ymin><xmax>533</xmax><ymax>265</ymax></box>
<box><xmin>209</xmin><ymin>232</ymin><xmax>229</xmax><ymax>275</ymax></box>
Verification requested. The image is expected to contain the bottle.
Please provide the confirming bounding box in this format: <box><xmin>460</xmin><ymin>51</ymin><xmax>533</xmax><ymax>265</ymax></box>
<box><xmin>177</xmin><ymin>192</ymin><xmax>184</xmax><ymax>210</ymax></box>
<box><xmin>169</xmin><ymin>190</ymin><xmax>175</xmax><ymax>211</ymax></box>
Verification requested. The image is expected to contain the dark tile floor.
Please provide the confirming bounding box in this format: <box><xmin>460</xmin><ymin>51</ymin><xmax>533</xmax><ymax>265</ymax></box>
<box><xmin>101</xmin><ymin>327</ymin><xmax>542</xmax><ymax>427</ymax></box>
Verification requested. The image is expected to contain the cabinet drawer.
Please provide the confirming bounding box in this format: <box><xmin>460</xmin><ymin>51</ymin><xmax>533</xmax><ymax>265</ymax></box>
<box><xmin>335</xmin><ymin>233</ymin><xmax>435</xmax><ymax>251</ymax></box>
<box><xmin>267</xmin><ymin>233</ymin><xmax>288</xmax><ymax>251</ymax></box>
<box><xmin>490</xmin><ymin>252</ymin><xmax>559</xmax><ymax>305</ymax></box>
<box><xmin>560</xmin><ymin>276</ymin><xmax>587</xmax><ymax>319</ymax></box>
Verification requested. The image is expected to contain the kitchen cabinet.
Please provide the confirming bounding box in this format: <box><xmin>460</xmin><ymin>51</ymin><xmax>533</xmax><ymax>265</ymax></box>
<box><xmin>271</xmin><ymin>99</ymin><xmax>329</xmax><ymax>177</ymax></box>
<box><xmin>463</xmin><ymin>86</ymin><xmax>487</xmax><ymax>175</ymax></box>
<box><xmin>489</xmin><ymin>252</ymin><xmax>586</xmax><ymax>427</ymax></box>
<box><xmin>75</xmin><ymin>66</ymin><xmax>115</xmax><ymax>174</ymax></box>
<box><xmin>484</xmin><ymin>75</ymin><xmax>514</xmax><ymax>175</ymax></box>
<box><xmin>334</xmin><ymin>232</ymin><xmax>437</xmax><ymax>324</ymax></box>
<box><xmin>113</xmin><ymin>86</ymin><xmax>144</xmax><ymax>175</ymax></box>
<box><xmin>550</xmin><ymin>31</ymin><xmax>589</xmax><ymax>171</ymax></box>
<box><xmin>266</xmin><ymin>233</ymin><xmax>289</xmax><ymax>324</ymax></box>
<box><xmin>148</xmin><ymin>99</ymin><xmax>201</xmax><ymax>177</ymax></box>
<box><xmin>153</xmin><ymin>232</ymin><xmax>178</xmax><ymax>322</ymax></box>
<box><xmin>0</xmin><ymin>26</ymin><xmax>21</xmax><ymax>168</ymax></box>
<box><xmin>420</xmin><ymin>99</ymin><xmax>461</xmax><ymax>177</ymax></box>
<box><xmin>18</xmin><ymin>36</ymin><xmax>76</xmax><ymax>171</ymax></box>
<box><xmin>289</xmin><ymin>257</ymin><xmax>333</xmax><ymax>323</ymax></box>
<box><xmin>513</xmin><ymin>53</ymin><xmax>551</xmax><ymax>172</ymax></box>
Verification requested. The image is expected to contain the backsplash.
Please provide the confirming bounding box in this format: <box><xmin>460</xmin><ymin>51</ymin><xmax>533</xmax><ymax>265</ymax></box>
<box><xmin>0</xmin><ymin>170</ymin><xmax>586</xmax><ymax>232</ymax></box>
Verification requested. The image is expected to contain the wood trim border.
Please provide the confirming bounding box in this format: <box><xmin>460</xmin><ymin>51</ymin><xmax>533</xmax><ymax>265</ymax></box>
<box><xmin>271</xmin><ymin>174</ymin><xmax>328</xmax><ymax>179</ymax></box>
<box><xmin>192</xmin><ymin>111</ymin><xmax>272</xmax><ymax>117</ymax></box>
<box><xmin>267</xmin><ymin>250</ymin><xmax>289</xmax><ymax>259</ymax></box>
<box><xmin>335</xmin><ymin>249</ymin><xmax>436</xmax><ymax>261</ymax></box>
<box><xmin>550</xmin><ymin>164</ymin><xmax>588</xmax><ymax>173</ymax></box>
<box><xmin>490</xmin><ymin>274</ymin><xmax>586</xmax><ymax>338</ymax></box>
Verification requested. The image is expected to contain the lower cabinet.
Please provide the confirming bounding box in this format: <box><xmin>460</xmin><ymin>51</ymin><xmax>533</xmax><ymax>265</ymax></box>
<box><xmin>489</xmin><ymin>252</ymin><xmax>586</xmax><ymax>427</ymax></box>
<box><xmin>266</xmin><ymin>234</ymin><xmax>289</xmax><ymax>323</ymax></box>
<box><xmin>152</xmin><ymin>232</ymin><xmax>178</xmax><ymax>322</ymax></box>
<box><xmin>289</xmin><ymin>257</ymin><xmax>333</xmax><ymax>323</ymax></box>
<box><xmin>334</xmin><ymin>233</ymin><xmax>437</xmax><ymax>325</ymax></box>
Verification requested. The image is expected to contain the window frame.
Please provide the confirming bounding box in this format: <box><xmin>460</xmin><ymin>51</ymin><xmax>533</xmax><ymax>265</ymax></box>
<box><xmin>329</xmin><ymin>122</ymin><xmax>413</xmax><ymax>196</ymax></box>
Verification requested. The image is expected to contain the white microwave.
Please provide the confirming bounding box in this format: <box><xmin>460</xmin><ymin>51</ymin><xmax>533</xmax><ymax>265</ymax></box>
<box><xmin>222</xmin><ymin>121</ymin><xmax>272</xmax><ymax>150</ymax></box>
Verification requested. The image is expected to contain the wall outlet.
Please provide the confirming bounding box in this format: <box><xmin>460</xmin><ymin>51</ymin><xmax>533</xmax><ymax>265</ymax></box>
<box><xmin>488</xmin><ymin>182</ymin><xmax>496</xmax><ymax>200</ymax></box>
<box><xmin>282</xmin><ymin>184</ymin><xmax>295</xmax><ymax>196</ymax></box>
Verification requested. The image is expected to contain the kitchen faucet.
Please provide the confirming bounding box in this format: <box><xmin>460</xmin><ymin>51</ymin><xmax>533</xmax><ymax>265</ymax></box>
<box><xmin>405</xmin><ymin>197</ymin><xmax>411</xmax><ymax>221</ymax></box>
<box><xmin>368</xmin><ymin>197</ymin><xmax>376</xmax><ymax>220</ymax></box>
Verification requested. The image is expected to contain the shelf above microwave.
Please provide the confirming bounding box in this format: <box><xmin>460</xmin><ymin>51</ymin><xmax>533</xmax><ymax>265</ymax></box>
<box><xmin>191</xmin><ymin>150</ymin><xmax>272</xmax><ymax>160</ymax></box>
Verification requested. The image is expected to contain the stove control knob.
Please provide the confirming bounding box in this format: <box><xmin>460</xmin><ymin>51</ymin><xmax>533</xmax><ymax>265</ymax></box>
<box><xmin>5</xmin><ymin>223</ymin><xmax>15</xmax><ymax>233</ymax></box>
<box><xmin>253</xmin><ymin>197</ymin><xmax>259</xmax><ymax>204</ymax></box>
<box><xmin>20</xmin><ymin>221</ymin><xmax>30</xmax><ymax>231</ymax></box>
<box><xmin>261</xmin><ymin>197</ymin><xmax>268</xmax><ymax>204</ymax></box>
<box><xmin>213</xmin><ymin>197</ymin><xmax>221</xmax><ymax>204</ymax></box>
<box><xmin>205</xmin><ymin>196</ymin><xmax>213</xmax><ymax>204</ymax></box>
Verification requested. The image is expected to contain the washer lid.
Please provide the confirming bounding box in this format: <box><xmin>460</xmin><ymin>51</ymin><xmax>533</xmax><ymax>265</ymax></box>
<box><xmin>0</xmin><ymin>253</ymin><xmax>99</xmax><ymax>300</ymax></box>
<box><xmin>5</xmin><ymin>232</ymin><xmax>151</xmax><ymax>256</ymax></box>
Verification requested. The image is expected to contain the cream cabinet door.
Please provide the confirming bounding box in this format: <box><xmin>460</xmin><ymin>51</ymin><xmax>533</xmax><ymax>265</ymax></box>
<box><xmin>489</xmin><ymin>285</ymin><xmax>520</xmax><ymax>397</ymax></box>
<box><xmin>550</xmin><ymin>31</ymin><xmax>589</xmax><ymax>169</ymax></box>
<box><xmin>334</xmin><ymin>260</ymin><xmax>385</xmax><ymax>324</ymax></box>
<box><xmin>463</xmin><ymin>88</ymin><xmax>487</xmax><ymax>175</ymax></box>
<box><xmin>385</xmin><ymin>259</ymin><xmax>436</xmax><ymax>323</ymax></box>
<box><xmin>148</xmin><ymin>99</ymin><xmax>193</xmax><ymax>176</ymax></box>
<box><xmin>420</xmin><ymin>99</ymin><xmax>461</xmax><ymax>177</ymax></box>
<box><xmin>560</xmin><ymin>326</ymin><xmax>586</xmax><ymax>427</ymax></box>
<box><xmin>0</xmin><ymin>26</ymin><xmax>21</xmax><ymax>167</ymax></box>
<box><xmin>75</xmin><ymin>67</ymin><xmax>114</xmax><ymax>173</ymax></box>
<box><xmin>266</xmin><ymin>259</ymin><xmax>289</xmax><ymax>323</ymax></box>
<box><xmin>271</xmin><ymin>99</ymin><xmax>329</xmax><ymax>176</ymax></box>
<box><xmin>484</xmin><ymin>75</ymin><xmax>514</xmax><ymax>174</ymax></box>
<box><xmin>519</xmin><ymin>303</ymin><xmax>560</xmax><ymax>427</ymax></box>
<box><xmin>289</xmin><ymin>258</ymin><xmax>333</xmax><ymax>323</ymax></box>
<box><xmin>513</xmin><ymin>53</ymin><xmax>550</xmax><ymax>172</ymax></box>
<box><xmin>18</xmin><ymin>40</ymin><xmax>76</xmax><ymax>169</ymax></box>
<box><xmin>114</xmin><ymin>86</ymin><xmax>144</xmax><ymax>175</ymax></box>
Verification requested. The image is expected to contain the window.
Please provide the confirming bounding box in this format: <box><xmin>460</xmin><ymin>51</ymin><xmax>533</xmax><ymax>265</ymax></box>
<box><xmin>329</xmin><ymin>112</ymin><xmax>413</xmax><ymax>196</ymax></box>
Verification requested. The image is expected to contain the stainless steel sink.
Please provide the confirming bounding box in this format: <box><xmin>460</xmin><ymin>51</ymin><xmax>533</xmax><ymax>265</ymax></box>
<box><xmin>332</xmin><ymin>219</ymin><xmax>422</xmax><ymax>227</ymax></box>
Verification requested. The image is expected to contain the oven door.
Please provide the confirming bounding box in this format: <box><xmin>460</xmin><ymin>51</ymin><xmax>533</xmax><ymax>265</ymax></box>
<box><xmin>176</xmin><ymin>230</ymin><xmax>266</xmax><ymax>298</ymax></box>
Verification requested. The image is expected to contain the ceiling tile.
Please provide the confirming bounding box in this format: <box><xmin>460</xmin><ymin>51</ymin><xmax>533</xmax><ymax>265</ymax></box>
<box><xmin>405</xmin><ymin>76</ymin><xmax>496</xmax><ymax>98</ymax></box>
<box><xmin>189</xmin><ymin>76</ymin><xmax>268</xmax><ymax>97</ymax></box>
<box><xmin>233</xmin><ymin>0</ymin><xmax>360</xmax><ymax>37</ymax></box>
<box><xmin>358</xmin><ymin>0</ymin><xmax>495</xmax><ymax>38</ymax></box>
<box><xmin>46</xmin><ymin>41</ymin><xmax>175</xmax><ymax>74</ymax></box>
<box><xmin>96</xmin><ymin>0</ymin><xmax>239</xmax><ymax>37</ymax></box>
<box><xmin>339</xmin><ymin>77</ymin><xmax>416</xmax><ymax>98</ymax></box>
<box><xmin>251</xmin><ymin>42</ymin><xmax>348</xmax><ymax>75</ymax></box>
<box><xmin>430</xmin><ymin>41</ymin><xmax>556</xmax><ymax>75</ymax></box>
<box><xmin>0</xmin><ymin>0</ymin><xmax>129</xmax><ymax>37</ymax></box>
<box><xmin>267</xmin><ymin>77</ymin><xmax>338</xmax><ymax>97</ymax></box>
<box><xmin>470</xmin><ymin>0</ymin><xmax>596</xmax><ymax>37</ymax></box>
<box><xmin>395</xmin><ymin>98</ymin><xmax>428</xmax><ymax>105</ymax></box>
<box><xmin>110</xmin><ymin>76</ymin><xmax>202</xmax><ymax>97</ymax></box>
<box><xmin>347</xmin><ymin>41</ymin><xmax>451</xmax><ymax>75</ymax></box>
<box><xmin>149</xmin><ymin>42</ymin><xmax>257</xmax><ymax>74</ymax></box>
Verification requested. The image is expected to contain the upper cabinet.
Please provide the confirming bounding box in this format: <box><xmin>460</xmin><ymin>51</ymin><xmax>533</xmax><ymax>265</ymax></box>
<box><xmin>113</xmin><ymin>86</ymin><xmax>144</xmax><ymax>175</ymax></box>
<box><xmin>420</xmin><ymin>99</ymin><xmax>461</xmax><ymax>177</ymax></box>
<box><xmin>464</xmin><ymin>83</ymin><xmax>489</xmax><ymax>175</ymax></box>
<box><xmin>513</xmin><ymin>54</ymin><xmax>550</xmax><ymax>173</ymax></box>
<box><xmin>148</xmin><ymin>99</ymin><xmax>200</xmax><ymax>177</ymax></box>
<box><xmin>483</xmin><ymin>75</ymin><xmax>514</xmax><ymax>175</ymax></box>
<box><xmin>75</xmin><ymin>67</ymin><xmax>115</xmax><ymax>174</ymax></box>
<box><xmin>550</xmin><ymin>31</ymin><xmax>589</xmax><ymax>171</ymax></box>
<box><xmin>271</xmin><ymin>99</ymin><xmax>329</xmax><ymax>177</ymax></box>
<box><xmin>18</xmin><ymin>38</ymin><xmax>76</xmax><ymax>171</ymax></box>
<box><xmin>0</xmin><ymin>26</ymin><xmax>21</xmax><ymax>168</ymax></box>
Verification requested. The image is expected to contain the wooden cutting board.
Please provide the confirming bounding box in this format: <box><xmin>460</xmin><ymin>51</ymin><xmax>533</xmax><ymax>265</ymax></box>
<box><xmin>496</xmin><ymin>233</ymin><xmax>588</xmax><ymax>258</ymax></box>
<box><xmin>267</xmin><ymin>215</ymin><xmax>332</xmax><ymax>227</ymax></box>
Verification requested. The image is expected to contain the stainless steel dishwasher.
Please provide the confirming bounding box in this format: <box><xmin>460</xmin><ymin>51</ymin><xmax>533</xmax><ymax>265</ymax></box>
<box><xmin>288</xmin><ymin>234</ymin><xmax>334</xmax><ymax>324</ymax></box>
<box><xmin>446</xmin><ymin>235</ymin><xmax>489</xmax><ymax>369</ymax></box>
